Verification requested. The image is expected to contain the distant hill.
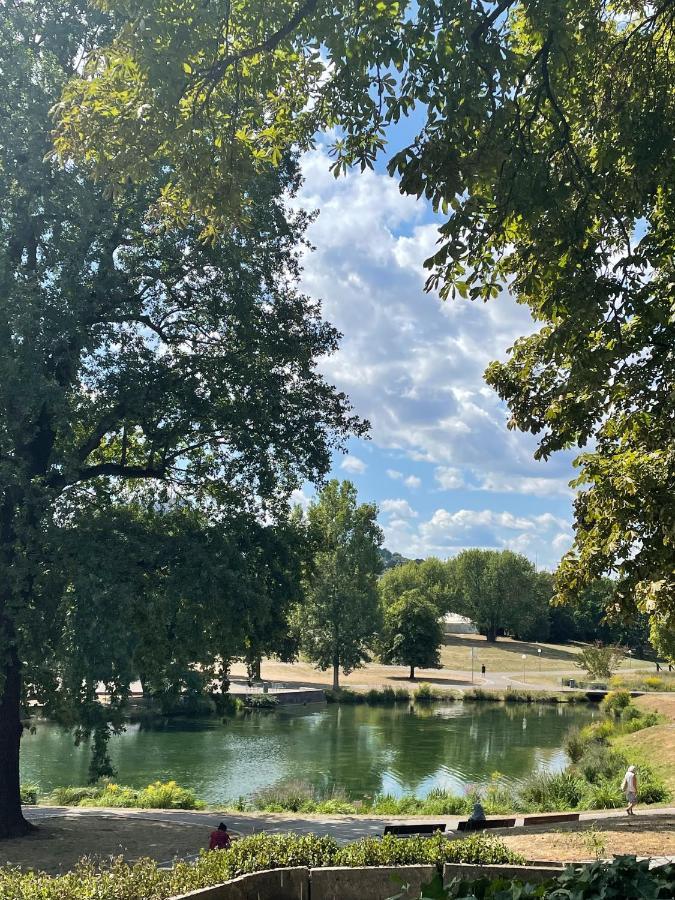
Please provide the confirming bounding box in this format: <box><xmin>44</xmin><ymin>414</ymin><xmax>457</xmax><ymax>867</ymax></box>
<box><xmin>379</xmin><ymin>548</ymin><xmax>422</xmax><ymax>571</ymax></box>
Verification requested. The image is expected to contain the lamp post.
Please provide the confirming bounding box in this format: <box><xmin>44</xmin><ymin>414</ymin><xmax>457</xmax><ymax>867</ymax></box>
<box><xmin>470</xmin><ymin>646</ymin><xmax>475</xmax><ymax>684</ymax></box>
<box><xmin>627</xmin><ymin>649</ymin><xmax>633</xmax><ymax>670</ymax></box>
<box><xmin>537</xmin><ymin>647</ymin><xmax>542</xmax><ymax>674</ymax></box>
<box><xmin>521</xmin><ymin>653</ymin><xmax>526</xmax><ymax>683</ymax></box>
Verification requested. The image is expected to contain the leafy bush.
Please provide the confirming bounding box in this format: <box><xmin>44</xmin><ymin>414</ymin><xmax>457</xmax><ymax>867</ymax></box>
<box><xmin>50</xmin><ymin>785</ymin><xmax>101</xmax><ymax>805</ymax></box>
<box><xmin>52</xmin><ymin>780</ymin><xmax>204</xmax><ymax>810</ymax></box>
<box><xmin>600</xmin><ymin>689</ymin><xmax>631</xmax><ymax>716</ymax></box>
<box><xmin>518</xmin><ymin>771</ymin><xmax>584</xmax><ymax>811</ymax></box>
<box><xmin>563</xmin><ymin>726</ymin><xmax>590</xmax><ymax>763</ymax></box>
<box><xmin>20</xmin><ymin>782</ymin><xmax>39</xmax><ymax>805</ymax></box>
<box><xmin>413</xmin><ymin>682</ymin><xmax>439</xmax><ymax>702</ymax></box>
<box><xmin>243</xmin><ymin>694</ymin><xmax>278</xmax><ymax>709</ymax></box>
<box><xmin>434</xmin><ymin>856</ymin><xmax>675</xmax><ymax>899</ymax></box>
<box><xmin>0</xmin><ymin>832</ymin><xmax>523</xmax><ymax>899</ymax></box>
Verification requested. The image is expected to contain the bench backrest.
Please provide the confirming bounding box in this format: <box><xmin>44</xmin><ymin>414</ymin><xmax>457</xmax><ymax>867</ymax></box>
<box><xmin>457</xmin><ymin>818</ymin><xmax>516</xmax><ymax>832</ymax></box>
<box><xmin>522</xmin><ymin>813</ymin><xmax>580</xmax><ymax>826</ymax></box>
<box><xmin>383</xmin><ymin>823</ymin><xmax>446</xmax><ymax>836</ymax></box>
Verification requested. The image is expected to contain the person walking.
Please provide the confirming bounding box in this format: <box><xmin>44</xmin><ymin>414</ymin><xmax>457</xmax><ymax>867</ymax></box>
<box><xmin>621</xmin><ymin>765</ymin><xmax>638</xmax><ymax>816</ymax></box>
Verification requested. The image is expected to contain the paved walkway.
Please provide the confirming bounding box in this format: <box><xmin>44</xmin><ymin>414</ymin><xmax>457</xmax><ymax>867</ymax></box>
<box><xmin>26</xmin><ymin>804</ymin><xmax>675</xmax><ymax>846</ymax></box>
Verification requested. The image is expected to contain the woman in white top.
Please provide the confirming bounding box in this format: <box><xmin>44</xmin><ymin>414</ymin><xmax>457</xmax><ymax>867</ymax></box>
<box><xmin>621</xmin><ymin>764</ymin><xmax>638</xmax><ymax>816</ymax></box>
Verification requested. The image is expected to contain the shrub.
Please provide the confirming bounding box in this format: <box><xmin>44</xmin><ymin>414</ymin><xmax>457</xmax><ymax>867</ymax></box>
<box><xmin>434</xmin><ymin>857</ymin><xmax>675</xmax><ymax>899</ymax></box>
<box><xmin>575</xmin><ymin>643</ymin><xmax>625</xmax><ymax>680</ymax></box>
<box><xmin>581</xmin><ymin>779</ymin><xmax>624</xmax><ymax>810</ymax></box>
<box><xmin>518</xmin><ymin>771</ymin><xmax>584</xmax><ymax>811</ymax></box>
<box><xmin>50</xmin><ymin>785</ymin><xmax>101</xmax><ymax>805</ymax></box>
<box><xmin>20</xmin><ymin>782</ymin><xmax>39</xmax><ymax>805</ymax></box>
<box><xmin>52</xmin><ymin>780</ymin><xmax>204</xmax><ymax>810</ymax></box>
<box><xmin>413</xmin><ymin>682</ymin><xmax>438</xmax><ymax>702</ymax></box>
<box><xmin>563</xmin><ymin>726</ymin><xmax>590</xmax><ymax>763</ymax></box>
<box><xmin>600</xmin><ymin>689</ymin><xmax>631</xmax><ymax>716</ymax></box>
<box><xmin>577</xmin><ymin>745</ymin><xmax>627</xmax><ymax>784</ymax></box>
<box><xmin>243</xmin><ymin>694</ymin><xmax>278</xmax><ymax>709</ymax></box>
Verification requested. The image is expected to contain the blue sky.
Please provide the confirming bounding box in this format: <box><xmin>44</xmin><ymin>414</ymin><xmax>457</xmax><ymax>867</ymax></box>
<box><xmin>290</xmin><ymin>138</ymin><xmax>577</xmax><ymax>571</ymax></box>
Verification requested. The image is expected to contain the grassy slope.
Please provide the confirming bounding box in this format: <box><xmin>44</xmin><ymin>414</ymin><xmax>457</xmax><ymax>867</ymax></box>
<box><xmin>614</xmin><ymin>695</ymin><xmax>675</xmax><ymax>795</ymax></box>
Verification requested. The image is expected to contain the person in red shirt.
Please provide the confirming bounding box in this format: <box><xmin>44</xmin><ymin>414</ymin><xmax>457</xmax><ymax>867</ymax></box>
<box><xmin>208</xmin><ymin>822</ymin><xmax>232</xmax><ymax>850</ymax></box>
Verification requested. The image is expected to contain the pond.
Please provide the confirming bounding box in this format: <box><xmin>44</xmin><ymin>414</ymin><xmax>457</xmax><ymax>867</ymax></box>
<box><xmin>21</xmin><ymin>701</ymin><xmax>598</xmax><ymax>804</ymax></box>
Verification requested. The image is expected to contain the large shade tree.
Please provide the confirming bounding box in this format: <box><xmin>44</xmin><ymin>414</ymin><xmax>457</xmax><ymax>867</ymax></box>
<box><xmin>0</xmin><ymin>0</ymin><xmax>362</xmax><ymax>838</ymax></box>
<box><xmin>298</xmin><ymin>480</ymin><xmax>383</xmax><ymax>689</ymax></box>
<box><xmin>54</xmin><ymin>1</ymin><xmax>675</xmax><ymax>630</ymax></box>
<box><xmin>451</xmin><ymin>549</ymin><xmax>537</xmax><ymax>642</ymax></box>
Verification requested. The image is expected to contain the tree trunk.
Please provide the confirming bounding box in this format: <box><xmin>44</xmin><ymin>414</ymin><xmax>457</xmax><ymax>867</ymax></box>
<box><xmin>252</xmin><ymin>657</ymin><xmax>261</xmax><ymax>682</ymax></box>
<box><xmin>409</xmin><ymin>665</ymin><xmax>415</xmax><ymax>680</ymax></box>
<box><xmin>332</xmin><ymin>655</ymin><xmax>340</xmax><ymax>691</ymax></box>
<box><xmin>0</xmin><ymin>643</ymin><xmax>33</xmax><ymax>839</ymax></box>
<box><xmin>486</xmin><ymin>625</ymin><xmax>498</xmax><ymax>643</ymax></box>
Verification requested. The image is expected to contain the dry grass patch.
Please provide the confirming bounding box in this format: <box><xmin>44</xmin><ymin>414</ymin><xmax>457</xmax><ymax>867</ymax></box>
<box><xmin>634</xmin><ymin>693</ymin><xmax>675</xmax><ymax>722</ymax></box>
<box><xmin>501</xmin><ymin>814</ymin><xmax>675</xmax><ymax>863</ymax></box>
<box><xmin>0</xmin><ymin>816</ymin><xmax>213</xmax><ymax>875</ymax></box>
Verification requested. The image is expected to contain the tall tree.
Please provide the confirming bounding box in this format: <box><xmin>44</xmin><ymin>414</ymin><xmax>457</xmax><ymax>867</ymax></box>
<box><xmin>452</xmin><ymin>549</ymin><xmax>537</xmax><ymax>643</ymax></box>
<box><xmin>54</xmin><ymin>2</ymin><xmax>675</xmax><ymax>626</ymax></box>
<box><xmin>0</xmin><ymin>0</ymin><xmax>361</xmax><ymax>838</ymax></box>
<box><xmin>298</xmin><ymin>480</ymin><xmax>383</xmax><ymax>689</ymax></box>
<box><xmin>379</xmin><ymin>589</ymin><xmax>444</xmax><ymax>680</ymax></box>
<box><xmin>378</xmin><ymin>557</ymin><xmax>455</xmax><ymax>614</ymax></box>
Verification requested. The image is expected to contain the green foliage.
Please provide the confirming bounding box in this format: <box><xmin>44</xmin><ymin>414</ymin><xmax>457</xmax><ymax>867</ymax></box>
<box><xmin>379</xmin><ymin>558</ymin><xmax>455</xmax><ymax>614</ymax></box>
<box><xmin>0</xmin><ymin>832</ymin><xmax>522</xmax><ymax>899</ymax></box>
<box><xmin>242</xmin><ymin>694</ymin><xmax>278</xmax><ymax>710</ymax></box>
<box><xmin>518</xmin><ymin>771</ymin><xmax>585</xmax><ymax>812</ymax></box>
<box><xmin>600</xmin><ymin>690</ymin><xmax>632</xmax><ymax>717</ymax></box>
<box><xmin>451</xmin><ymin>550</ymin><xmax>539</xmax><ymax>643</ymax></box>
<box><xmin>296</xmin><ymin>480</ymin><xmax>383</xmax><ymax>689</ymax></box>
<box><xmin>379</xmin><ymin>590</ymin><xmax>444</xmax><ymax>678</ymax></box>
<box><xmin>50</xmin><ymin>780</ymin><xmax>203</xmax><ymax>810</ymax></box>
<box><xmin>20</xmin><ymin>783</ymin><xmax>39</xmax><ymax>805</ymax></box>
<box><xmin>575</xmin><ymin>645</ymin><xmax>625</xmax><ymax>681</ymax></box>
<box><xmin>436</xmin><ymin>858</ymin><xmax>675</xmax><ymax>900</ymax></box>
<box><xmin>413</xmin><ymin>683</ymin><xmax>443</xmax><ymax>703</ymax></box>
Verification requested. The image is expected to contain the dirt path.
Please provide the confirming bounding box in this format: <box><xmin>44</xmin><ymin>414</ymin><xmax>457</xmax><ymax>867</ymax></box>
<box><xmin>7</xmin><ymin>805</ymin><xmax>673</xmax><ymax>875</ymax></box>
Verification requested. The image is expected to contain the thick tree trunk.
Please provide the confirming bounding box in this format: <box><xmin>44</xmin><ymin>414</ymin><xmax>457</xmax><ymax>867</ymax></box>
<box><xmin>0</xmin><ymin>643</ymin><xmax>33</xmax><ymax>839</ymax></box>
<box><xmin>409</xmin><ymin>665</ymin><xmax>415</xmax><ymax>680</ymax></box>
<box><xmin>486</xmin><ymin>626</ymin><xmax>498</xmax><ymax>643</ymax></box>
<box><xmin>251</xmin><ymin>657</ymin><xmax>261</xmax><ymax>682</ymax></box>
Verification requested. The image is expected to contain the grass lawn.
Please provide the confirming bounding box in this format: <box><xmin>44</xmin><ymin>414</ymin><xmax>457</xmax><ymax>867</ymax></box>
<box><xmin>614</xmin><ymin>695</ymin><xmax>675</xmax><ymax>795</ymax></box>
<box><xmin>230</xmin><ymin>635</ymin><xmax>655</xmax><ymax>690</ymax></box>
<box><xmin>501</xmin><ymin>813</ymin><xmax>675</xmax><ymax>862</ymax></box>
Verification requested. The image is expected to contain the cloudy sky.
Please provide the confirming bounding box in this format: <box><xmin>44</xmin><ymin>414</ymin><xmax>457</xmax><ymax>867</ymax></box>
<box><xmin>291</xmin><ymin>143</ymin><xmax>576</xmax><ymax>571</ymax></box>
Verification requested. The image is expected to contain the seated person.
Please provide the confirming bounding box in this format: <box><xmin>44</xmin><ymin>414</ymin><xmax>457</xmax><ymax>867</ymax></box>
<box><xmin>466</xmin><ymin>801</ymin><xmax>486</xmax><ymax>829</ymax></box>
<box><xmin>209</xmin><ymin>822</ymin><xmax>232</xmax><ymax>850</ymax></box>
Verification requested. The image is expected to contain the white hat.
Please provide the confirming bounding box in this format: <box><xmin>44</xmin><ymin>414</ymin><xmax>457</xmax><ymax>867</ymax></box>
<box><xmin>628</xmin><ymin>765</ymin><xmax>636</xmax><ymax>772</ymax></box>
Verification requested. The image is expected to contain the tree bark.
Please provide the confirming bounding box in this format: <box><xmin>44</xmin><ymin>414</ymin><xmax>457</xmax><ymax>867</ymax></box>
<box><xmin>486</xmin><ymin>625</ymin><xmax>498</xmax><ymax>643</ymax></box>
<box><xmin>409</xmin><ymin>665</ymin><xmax>415</xmax><ymax>680</ymax></box>
<box><xmin>0</xmin><ymin>640</ymin><xmax>33</xmax><ymax>839</ymax></box>
<box><xmin>332</xmin><ymin>655</ymin><xmax>340</xmax><ymax>691</ymax></box>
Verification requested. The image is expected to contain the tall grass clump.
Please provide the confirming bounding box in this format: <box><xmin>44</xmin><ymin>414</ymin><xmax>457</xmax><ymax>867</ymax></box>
<box><xmin>50</xmin><ymin>780</ymin><xmax>204</xmax><ymax>810</ymax></box>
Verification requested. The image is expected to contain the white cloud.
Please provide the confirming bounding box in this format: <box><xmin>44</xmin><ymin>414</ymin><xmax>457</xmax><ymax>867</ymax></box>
<box><xmin>297</xmin><ymin>148</ymin><xmax>576</xmax><ymax>502</ymax></box>
<box><xmin>404</xmin><ymin>475</ymin><xmax>421</xmax><ymax>489</ymax></box>
<box><xmin>380</xmin><ymin>499</ymin><xmax>418</xmax><ymax>519</ymax></box>
<box><xmin>434</xmin><ymin>466</ymin><xmax>465</xmax><ymax>490</ymax></box>
<box><xmin>290</xmin><ymin>488</ymin><xmax>312</xmax><ymax>512</ymax></box>
<box><xmin>340</xmin><ymin>455</ymin><xmax>367</xmax><ymax>474</ymax></box>
<box><xmin>380</xmin><ymin>506</ymin><xmax>573</xmax><ymax>570</ymax></box>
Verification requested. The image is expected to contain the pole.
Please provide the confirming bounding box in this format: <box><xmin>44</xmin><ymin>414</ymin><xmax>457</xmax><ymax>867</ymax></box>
<box><xmin>471</xmin><ymin>647</ymin><xmax>474</xmax><ymax>684</ymax></box>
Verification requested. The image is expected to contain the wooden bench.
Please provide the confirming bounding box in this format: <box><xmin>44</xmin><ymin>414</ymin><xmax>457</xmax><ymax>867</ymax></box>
<box><xmin>457</xmin><ymin>817</ymin><xmax>516</xmax><ymax>832</ymax></box>
<box><xmin>383</xmin><ymin>823</ymin><xmax>446</xmax><ymax>837</ymax></box>
<box><xmin>522</xmin><ymin>812</ymin><xmax>580</xmax><ymax>827</ymax></box>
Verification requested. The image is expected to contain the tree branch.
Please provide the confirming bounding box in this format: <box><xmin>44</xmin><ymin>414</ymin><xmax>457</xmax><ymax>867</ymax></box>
<box><xmin>470</xmin><ymin>0</ymin><xmax>514</xmax><ymax>45</ymax></box>
<box><xmin>204</xmin><ymin>0</ymin><xmax>319</xmax><ymax>85</ymax></box>
<box><xmin>72</xmin><ymin>462</ymin><xmax>166</xmax><ymax>484</ymax></box>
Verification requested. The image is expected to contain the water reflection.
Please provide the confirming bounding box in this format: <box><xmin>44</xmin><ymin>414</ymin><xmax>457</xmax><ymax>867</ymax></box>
<box><xmin>21</xmin><ymin>702</ymin><xmax>596</xmax><ymax>804</ymax></box>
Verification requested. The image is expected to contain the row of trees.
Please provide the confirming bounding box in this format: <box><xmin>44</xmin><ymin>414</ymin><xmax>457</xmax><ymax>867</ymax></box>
<box><xmin>296</xmin><ymin>484</ymin><xmax>658</xmax><ymax>687</ymax></box>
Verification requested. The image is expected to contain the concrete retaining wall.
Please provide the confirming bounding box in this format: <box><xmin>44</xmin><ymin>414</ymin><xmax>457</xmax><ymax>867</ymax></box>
<box><xmin>311</xmin><ymin>865</ymin><xmax>435</xmax><ymax>900</ymax></box>
<box><xmin>169</xmin><ymin>862</ymin><xmax>569</xmax><ymax>900</ymax></box>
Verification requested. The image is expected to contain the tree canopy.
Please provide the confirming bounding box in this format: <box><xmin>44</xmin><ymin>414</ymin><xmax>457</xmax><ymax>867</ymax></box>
<box><xmin>297</xmin><ymin>480</ymin><xmax>383</xmax><ymax>689</ymax></box>
<box><xmin>451</xmin><ymin>549</ymin><xmax>537</xmax><ymax>642</ymax></box>
<box><xmin>378</xmin><ymin>557</ymin><xmax>455</xmax><ymax>614</ymax></box>
<box><xmin>52</xmin><ymin>1</ymin><xmax>675</xmax><ymax>629</ymax></box>
<box><xmin>379</xmin><ymin>589</ymin><xmax>444</xmax><ymax>679</ymax></box>
<box><xmin>0</xmin><ymin>0</ymin><xmax>361</xmax><ymax>838</ymax></box>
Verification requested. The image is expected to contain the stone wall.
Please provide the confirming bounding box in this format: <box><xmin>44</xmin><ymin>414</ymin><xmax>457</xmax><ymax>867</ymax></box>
<box><xmin>170</xmin><ymin>862</ymin><xmax>567</xmax><ymax>900</ymax></box>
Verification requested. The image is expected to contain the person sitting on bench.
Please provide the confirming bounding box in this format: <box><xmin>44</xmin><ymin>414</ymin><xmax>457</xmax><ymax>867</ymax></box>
<box><xmin>466</xmin><ymin>801</ymin><xmax>486</xmax><ymax>829</ymax></box>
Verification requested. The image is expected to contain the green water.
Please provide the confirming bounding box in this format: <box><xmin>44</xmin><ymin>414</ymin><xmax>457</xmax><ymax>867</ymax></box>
<box><xmin>21</xmin><ymin>702</ymin><xmax>597</xmax><ymax>804</ymax></box>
